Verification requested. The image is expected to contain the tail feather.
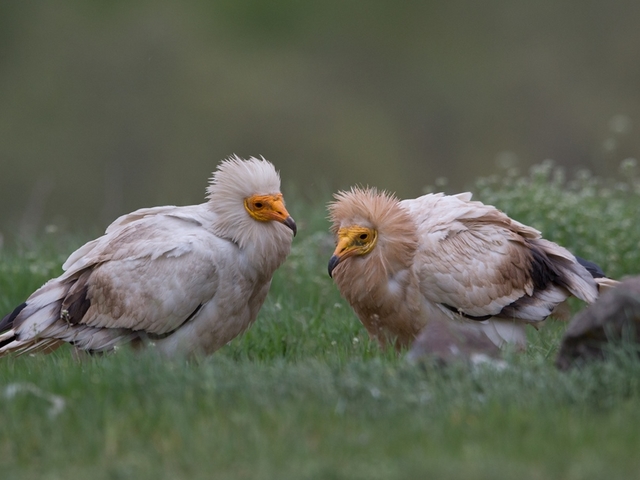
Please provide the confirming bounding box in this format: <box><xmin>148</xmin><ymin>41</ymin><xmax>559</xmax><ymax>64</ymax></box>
<box><xmin>532</xmin><ymin>239</ymin><xmax>599</xmax><ymax>304</ymax></box>
<box><xmin>8</xmin><ymin>280</ymin><xmax>70</xmax><ymax>340</ymax></box>
<box><xmin>595</xmin><ymin>277</ymin><xmax>620</xmax><ymax>293</ymax></box>
<box><xmin>14</xmin><ymin>303</ymin><xmax>64</xmax><ymax>340</ymax></box>
<box><xmin>0</xmin><ymin>338</ymin><xmax>62</xmax><ymax>356</ymax></box>
<box><xmin>574</xmin><ymin>255</ymin><xmax>619</xmax><ymax>293</ymax></box>
<box><xmin>0</xmin><ymin>320</ymin><xmax>134</xmax><ymax>356</ymax></box>
<box><xmin>1</xmin><ymin>282</ymin><xmax>137</xmax><ymax>356</ymax></box>
<box><xmin>0</xmin><ymin>302</ymin><xmax>28</xmax><ymax>333</ymax></box>
<box><xmin>496</xmin><ymin>240</ymin><xmax>601</xmax><ymax>327</ymax></box>
<box><xmin>575</xmin><ymin>255</ymin><xmax>606</xmax><ymax>278</ymax></box>
<box><xmin>0</xmin><ymin>277</ymin><xmax>72</xmax><ymax>356</ymax></box>
<box><xmin>556</xmin><ymin>260</ymin><xmax>599</xmax><ymax>304</ymax></box>
<box><xmin>0</xmin><ymin>330</ymin><xmax>15</xmax><ymax>343</ymax></box>
<box><xmin>546</xmin><ymin>256</ymin><xmax>618</xmax><ymax>323</ymax></box>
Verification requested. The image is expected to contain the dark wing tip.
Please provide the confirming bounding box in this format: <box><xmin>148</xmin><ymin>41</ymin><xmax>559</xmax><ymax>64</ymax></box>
<box><xmin>575</xmin><ymin>255</ymin><xmax>606</xmax><ymax>279</ymax></box>
<box><xmin>0</xmin><ymin>302</ymin><xmax>27</xmax><ymax>333</ymax></box>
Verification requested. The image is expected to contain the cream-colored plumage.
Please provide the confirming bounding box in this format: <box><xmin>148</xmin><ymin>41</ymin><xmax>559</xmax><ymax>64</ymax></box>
<box><xmin>0</xmin><ymin>156</ymin><xmax>296</xmax><ymax>357</ymax></box>
<box><xmin>328</xmin><ymin>187</ymin><xmax>611</xmax><ymax>349</ymax></box>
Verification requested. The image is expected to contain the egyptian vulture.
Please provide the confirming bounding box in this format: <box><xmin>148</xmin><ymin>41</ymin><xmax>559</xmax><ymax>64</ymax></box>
<box><xmin>328</xmin><ymin>187</ymin><xmax>616</xmax><ymax>349</ymax></box>
<box><xmin>0</xmin><ymin>156</ymin><xmax>296</xmax><ymax>357</ymax></box>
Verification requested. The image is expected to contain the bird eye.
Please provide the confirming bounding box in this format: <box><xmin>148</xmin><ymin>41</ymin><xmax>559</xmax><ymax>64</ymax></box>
<box><xmin>359</xmin><ymin>233</ymin><xmax>368</xmax><ymax>240</ymax></box>
<box><xmin>254</xmin><ymin>202</ymin><xmax>263</xmax><ymax>209</ymax></box>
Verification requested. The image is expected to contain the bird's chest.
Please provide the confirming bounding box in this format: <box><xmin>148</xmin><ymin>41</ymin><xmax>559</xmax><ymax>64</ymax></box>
<box><xmin>348</xmin><ymin>271</ymin><xmax>425</xmax><ymax>347</ymax></box>
<box><xmin>217</xmin><ymin>256</ymin><xmax>273</xmax><ymax>316</ymax></box>
<box><xmin>170</xmin><ymin>276</ymin><xmax>271</xmax><ymax>356</ymax></box>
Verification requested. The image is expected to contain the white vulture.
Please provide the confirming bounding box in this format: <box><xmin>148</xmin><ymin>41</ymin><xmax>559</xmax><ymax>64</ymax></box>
<box><xmin>327</xmin><ymin>187</ymin><xmax>617</xmax><ymax>350</ymax></box>
<box><xmin>0</xmin><ymin>156</ymin><xmax>297</xmax><ymax>357</ymax></box>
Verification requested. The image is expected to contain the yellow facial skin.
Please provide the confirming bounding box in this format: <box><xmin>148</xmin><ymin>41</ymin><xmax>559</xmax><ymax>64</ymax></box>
<box><xmin>328</xmin><ymin>226</ymin><xmax>377</xmax><ymax>277</ymax></box>
<box><xmin>244</xmin><ymin>193</ymin><xmax>297</xmax><ymax>235</ymax></box>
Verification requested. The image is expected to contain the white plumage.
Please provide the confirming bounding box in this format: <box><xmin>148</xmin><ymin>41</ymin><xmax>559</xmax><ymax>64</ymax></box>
<box><xmin>0</xmin><ymin>156</ymin><xmax>296</xmax><ymax>357</ymax></box>
<box><xmin>328</xmin><ymin>187</ymin><xmax>610</xmax><ymax>349</ymax></box>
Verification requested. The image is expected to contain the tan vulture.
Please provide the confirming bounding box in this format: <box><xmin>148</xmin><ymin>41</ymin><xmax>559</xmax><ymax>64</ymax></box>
<box><xmin>0</xmin><ymin>156</ymin><xmax>296</xmax><ymax>357</ymax></box>
<box><xmin>328</xmin><ymin>187</ymin><xmax>617</xmax><ymax>350</ymax></box>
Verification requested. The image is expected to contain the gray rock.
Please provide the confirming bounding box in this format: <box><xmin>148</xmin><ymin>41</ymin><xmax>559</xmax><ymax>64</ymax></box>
<box><xmin>407</xmin><ymin>316</ymin><xmax>503</xmax><ymax>367</ymax></box>
<box><xmin>556</xmin><ymin>276</ymin><xmax>640</xmax><ymax>370</ymax></box>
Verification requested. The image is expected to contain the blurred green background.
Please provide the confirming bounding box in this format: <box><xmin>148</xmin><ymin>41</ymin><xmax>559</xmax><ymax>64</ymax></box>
<box><xmin>1</xmin><ymin>0</ymin><xmax>638</xmax><ymax>235</ymax></box>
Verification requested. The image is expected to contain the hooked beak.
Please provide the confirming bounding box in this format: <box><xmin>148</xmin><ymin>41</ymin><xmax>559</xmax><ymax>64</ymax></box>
<box><xmin>283</xmin><ymin>216</ymin><xmax>297</xmax><ymax>236</ymax></box>
<box><xmin>328</xmin><ymin>254</ymin><xmax>341</xmax><ymax>278</ymax></box>
<box><xmin>327</xmin><ymin>235</ymin><xmax>355</xmax><ymax>277</ymax></box>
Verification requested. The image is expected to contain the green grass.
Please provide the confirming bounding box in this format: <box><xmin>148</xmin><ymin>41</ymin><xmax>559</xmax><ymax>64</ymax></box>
<box><xmin>1</xmin><ymin>163</ymin><xmax>640</xmax><ymax>479</ymax></box>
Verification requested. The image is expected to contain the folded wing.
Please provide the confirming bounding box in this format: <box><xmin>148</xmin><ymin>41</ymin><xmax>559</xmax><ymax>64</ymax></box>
<box><xmin>402</xmin><ymin>193</ymin><xmax>598</xmax><ymax>327</ymax></box>
<box><xmin>1</xmin><ymin>206</ymin><xmax>226</xmax><ymax>354</ymax></box>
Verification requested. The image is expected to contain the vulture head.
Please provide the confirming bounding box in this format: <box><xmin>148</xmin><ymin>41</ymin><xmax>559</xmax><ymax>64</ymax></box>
<box><xmin>327</xmin><ymin>187</ymin><xmax>418</xmax><ymax>279</ymax></box>
<box><xmin>207</xmin><ymin>155</ymin><xmax>297</xmax><ymax>250</ymax></box>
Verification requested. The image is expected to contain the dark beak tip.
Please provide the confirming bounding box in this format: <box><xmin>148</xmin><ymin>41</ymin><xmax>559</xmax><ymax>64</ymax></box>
<box><xmin>328</xmin><ymin>255</ymin><xmax>340</xmax><ymax>278</ymax></box>
<box><xmin>284</xmin><ymin>216</ymin><xmax>297</xmax><ymax>236</ymax></box>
